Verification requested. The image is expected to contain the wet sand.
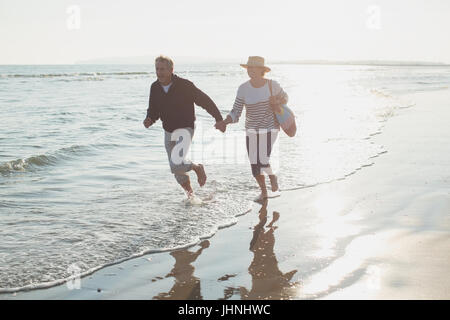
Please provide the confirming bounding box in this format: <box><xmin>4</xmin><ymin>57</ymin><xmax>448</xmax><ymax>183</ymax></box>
<box><xmin>3</xmin><ymin>89</ymin><xmax>450</xmax><ymax>300</ymax></box>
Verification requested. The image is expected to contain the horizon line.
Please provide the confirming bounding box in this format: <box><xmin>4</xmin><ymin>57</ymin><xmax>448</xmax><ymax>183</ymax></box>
<box><xmin>1</xmin><ymin>59</ymin><xmax>449</xmax><ymax>67</ymax></box>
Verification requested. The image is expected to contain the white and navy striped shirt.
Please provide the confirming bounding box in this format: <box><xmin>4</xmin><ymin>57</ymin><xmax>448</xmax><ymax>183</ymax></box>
<box><xmin>228</xmin><ymin>80</ymin><xmax>288</xmax><ymax>130</ymax></box>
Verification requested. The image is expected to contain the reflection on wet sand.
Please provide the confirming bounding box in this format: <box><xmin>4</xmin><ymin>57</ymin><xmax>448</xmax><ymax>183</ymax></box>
<box><xmin>224</xmin><ymin>199</ymin><xmax>299</xmax><ymax>300</ymax></box>
<box><xmin>153</xmin><ymin>240</ymin><xmax>209</xmax><ymax>300</ymax></box>
<box><xmin>152</xmin><ymin>199</ymin><xmax>298</xmax><ymax>300</ymax></box>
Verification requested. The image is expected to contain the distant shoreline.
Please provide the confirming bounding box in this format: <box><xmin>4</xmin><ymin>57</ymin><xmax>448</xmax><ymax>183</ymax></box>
<box><xmin>271</xmin><ymin>60</ymin><xmax>450</xmax><ymax>67</ymax></box>
<box><xmin>2</xmin><ymin>60</ymin><xmax>450</xmax><ymax>67</ymax></box>
<box><xmin>75</xmin><ymin>58</ymin><xmax>449</xmax><ymax>66</ymax></box>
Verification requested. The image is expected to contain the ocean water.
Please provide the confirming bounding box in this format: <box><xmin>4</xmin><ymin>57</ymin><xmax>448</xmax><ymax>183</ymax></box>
<box><xmin>1</xmin><ymin>63</ymin><xmax>449</xmax><ymax>292</ymax></box>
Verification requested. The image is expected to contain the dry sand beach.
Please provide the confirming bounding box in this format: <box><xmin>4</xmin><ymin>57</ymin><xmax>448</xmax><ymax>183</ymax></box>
<box><xmin>2</xmin><ymin>88</ymin><xmax>450</xmax><ymax>300</ymax></box>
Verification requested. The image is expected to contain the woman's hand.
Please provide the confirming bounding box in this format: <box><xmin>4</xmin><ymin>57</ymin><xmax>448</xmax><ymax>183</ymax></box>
<box><xmin>269</xmin><ymin>95</ymin><xmax>283</xmax><ymax>113</ymax></box>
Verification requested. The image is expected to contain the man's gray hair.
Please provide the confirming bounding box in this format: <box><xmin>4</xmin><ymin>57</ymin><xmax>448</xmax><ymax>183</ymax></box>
<box><xmin>155</xmin><ymin>55</ymin><xmax>174</xmax><ymax>69</ymax></box>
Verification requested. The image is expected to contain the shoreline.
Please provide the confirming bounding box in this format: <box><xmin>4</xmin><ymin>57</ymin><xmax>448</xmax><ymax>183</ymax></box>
<box><xmin>2</xmin><ymin>88</ymin><xmax>450</xmax><ymax>300</ymax></box>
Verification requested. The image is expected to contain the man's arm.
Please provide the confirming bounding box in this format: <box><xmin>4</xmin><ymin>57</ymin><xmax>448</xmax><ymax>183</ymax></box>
<box><xmin>191</xmin><ymin>83</ymin><xmax>223</xmax><ymax>123</ymax></box>
<box><xmin>144</xmin><ymin>84</ymin><xmax>160</xmax><ymax>128</ymax></box>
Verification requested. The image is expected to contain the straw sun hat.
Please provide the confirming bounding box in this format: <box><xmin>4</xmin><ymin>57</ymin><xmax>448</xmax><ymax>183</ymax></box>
<box><xmin>240</xmin><ymin>56</ymin><xmax>271</xmax><ymax>72</ymax></box>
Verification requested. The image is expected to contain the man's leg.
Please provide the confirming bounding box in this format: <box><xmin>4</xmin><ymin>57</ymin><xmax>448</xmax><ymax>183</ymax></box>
<box><xmin>192</xmin><ymin>163</ymin><xmax>206</xmax><ymax>187</ymax></box>
<box><xmin>176</xmin><ymin>173</ymin><xmax>194</xmax><ymax>196</ymax></box>
<box><xmin>165</xmin><ymin>128</ymin><xmax>206</xmax><ymax>196</ymax></box>
<box><xmin>165</xmin><ymin>129</ymin><xmax>190</xmax><ymax>195</ymax></box>
<box><xmin>175</xmin><ymin>165</ymin><xmax>205</xmax><ymax>197</ymax></box>
<box><xmin>177</xmin><ymin>163</ymin><xmax>206</xmax><ymax>189</ymax></box>
<box><xmin>172</xmin><ymin>127</ymin><xmax>206</xmax><ymax>187</ymax></box>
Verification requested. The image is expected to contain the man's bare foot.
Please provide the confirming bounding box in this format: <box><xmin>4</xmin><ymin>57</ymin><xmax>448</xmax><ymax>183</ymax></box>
<box><xmin>193</xmin><ymin>164</ymin><xmax>207</xmax><ymax>187</ymax></box>
<box><xmin>269</xmin><ymin>175</ymin><xmax>279</xmax><ymax>192</ymax></box>
<box><xmin>186</xmin><ymin>189</ymin><xmax>194</xmax><ymax>199</ymax></box>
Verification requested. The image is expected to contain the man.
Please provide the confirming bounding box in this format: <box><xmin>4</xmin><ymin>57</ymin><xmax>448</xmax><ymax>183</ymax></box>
<box><xmin>143</xmin><ymin>55</ymin><xmax>225</xmax><ymax>198</ymax></box>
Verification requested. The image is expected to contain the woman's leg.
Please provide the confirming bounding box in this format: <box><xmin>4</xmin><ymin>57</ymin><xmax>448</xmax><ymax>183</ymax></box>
<box><xmin>255</xmin><ymin>174</ymin><xmax>268</xmax><ymax>198</ymax></box>
<box><xmin>259</xmin><ymin>130</ymin><xmax>279</xmax><ymax>192</ymax></box>
<box><xmin>269</xmin><ymin>174</ymin><xmax>278</xmax><ymax>192</ymax></box>
<box><xmin>247</xmin><ymin>131</ymin><xmax>268</xmax><ymax>200</ymax></box>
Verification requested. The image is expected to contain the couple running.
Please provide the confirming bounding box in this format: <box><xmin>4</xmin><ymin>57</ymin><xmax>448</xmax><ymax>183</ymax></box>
<box><xmin>143</xmin><ymin>55</ymin><xmax>288</xmax><ymax>202</ymax></box>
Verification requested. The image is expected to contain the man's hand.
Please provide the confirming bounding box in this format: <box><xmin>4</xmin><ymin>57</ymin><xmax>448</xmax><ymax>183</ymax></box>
<box><xmin>215</xmin><ymin>120</ymin><xmax>227</xmax><ymax>133</ymax></box>
<box><xmin>199</xmin><ymin>240</ymin><xmax>210</xmax><ymax>249</ymax></box>
<box><xmin>143</xmin><ymin>117</ymin><xmax>153</xmax><ymax>128</ymax></box>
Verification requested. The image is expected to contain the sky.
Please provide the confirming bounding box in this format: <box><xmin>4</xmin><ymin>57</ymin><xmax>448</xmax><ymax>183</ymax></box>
<box><xmin>1</xmin><ymin>0</ymin><xmax>449</xmax><ymax>64</ymax></box>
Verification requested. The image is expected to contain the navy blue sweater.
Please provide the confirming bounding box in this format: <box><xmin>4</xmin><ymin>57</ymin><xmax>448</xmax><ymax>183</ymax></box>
<box><xmin>146</xmin><ymin>74</ymin><xmax>223</xmax><ymax>132</ymax></box>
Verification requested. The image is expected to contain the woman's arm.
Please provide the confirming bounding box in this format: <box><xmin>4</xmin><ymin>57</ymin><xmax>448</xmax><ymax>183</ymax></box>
<box><xmin>270</xmin><ymin>81</ymin><xmax>289</xmax><ymax>113</ymax></box>
<box><xmin>273</xmin><ymin>80</ymin><xmax>289</xmax><ymax>104</ymax></box>
<box><xmin>228</xmin><ymin>95</ymin><xmax>244</xmax><ymax>124</ymax></box>
<box><xmin>215</xmin><ymin>86</ymin><xmax>245</xmax><ymax>132</ymax></box>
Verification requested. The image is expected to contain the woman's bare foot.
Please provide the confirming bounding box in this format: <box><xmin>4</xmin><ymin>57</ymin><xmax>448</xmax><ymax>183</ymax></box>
<box><xmin>253</xmin><ymin>192</ymin><xmax>268</xmax><ymax>203</ymax></box>
<box><xmin>267</xmin><ymin>211</ymin><xmax>280</xmax><ymax>227</ymax></box>
<box><xmin>269</xmin><ymin>175</ymin><xmax>279</xmax><ymax>192</ymax></box>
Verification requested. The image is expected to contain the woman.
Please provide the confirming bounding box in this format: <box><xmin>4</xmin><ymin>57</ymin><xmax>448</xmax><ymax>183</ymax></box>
<box><xmin>215</xmin><ymin>56</ymin><xmax>288</xmax><ymax>202</ymax></box>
